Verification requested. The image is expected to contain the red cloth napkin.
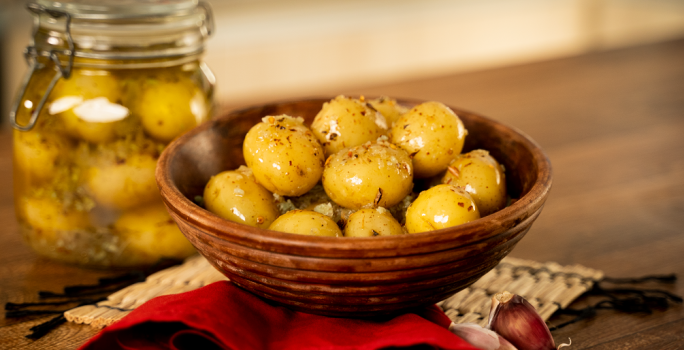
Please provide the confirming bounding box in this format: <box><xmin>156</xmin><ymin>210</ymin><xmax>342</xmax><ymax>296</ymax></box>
<box><xmin>78</xmin><ymin>281</ymin><xmax>478</xmax><ymax>350</ymax></box>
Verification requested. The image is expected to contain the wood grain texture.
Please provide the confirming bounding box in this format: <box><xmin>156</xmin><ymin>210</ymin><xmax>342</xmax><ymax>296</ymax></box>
<box><xmin>1</xmin><ymin>39</ymin><xmax>683</xmax><ymax>348</ymax></box>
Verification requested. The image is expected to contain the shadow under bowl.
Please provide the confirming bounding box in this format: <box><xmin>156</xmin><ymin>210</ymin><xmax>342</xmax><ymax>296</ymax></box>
<box><xmin>156</xmin><ymin>98</ymin><xmax>552</xmax><ymax>317</ymax></box>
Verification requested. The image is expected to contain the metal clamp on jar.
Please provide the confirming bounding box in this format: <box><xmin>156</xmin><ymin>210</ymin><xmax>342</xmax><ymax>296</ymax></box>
<box><xmin>10</xmin><ymin>0</ymin><xmax>215</xmax><ymax>267</ymax></box>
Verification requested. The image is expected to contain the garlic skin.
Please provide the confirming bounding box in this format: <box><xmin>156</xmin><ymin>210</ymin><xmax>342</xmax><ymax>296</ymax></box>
<box><xmin>449</xmin><ymin>323</ymin><xmax>518</xmax><ymax>350</ymax></box>
<box><xmin>487</xmin><ymin>291</ymin><xmax>569</xmax><ymax>350</ymax></box>
<box><xmin>73</xmin><ymin>97</ymin><xmax>129</xmax><ymax>123</ymax></box>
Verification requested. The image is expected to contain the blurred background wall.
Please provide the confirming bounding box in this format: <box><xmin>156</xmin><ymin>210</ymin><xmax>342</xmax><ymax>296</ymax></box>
<box><xmin>2</xmin><ymin>0</ymin><xmax>684</xmax><ymax>123</ymax></box>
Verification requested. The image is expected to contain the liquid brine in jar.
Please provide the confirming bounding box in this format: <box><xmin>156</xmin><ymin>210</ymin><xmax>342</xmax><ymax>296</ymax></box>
<box><xmin>10</xmin><ymin>0</ymin><xmax>215</xmax><ymax>267</ymax></box>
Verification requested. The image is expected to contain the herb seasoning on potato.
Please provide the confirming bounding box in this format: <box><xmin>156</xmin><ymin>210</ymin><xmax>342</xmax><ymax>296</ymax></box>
<box><xmin>405</xmin><ymin>184</ymin><xmax>481</xmax><ymax>233</ymax></box>
<box><xmin>204</xmin><ymin>166</ymin><xmax>280</xmax><ymax>229</ymax></box>
<box><xmin>322</xmin><ymin>139</ymin><xmax>413</xmax><ymax>210</ymax></box>
<box><xmin>203</xmin><ymin>96</ymin><xmax>510</xmax><ymax>238</ymax></box>
<box><xmin>269</xmin><ymin>210</ymin><xmax>342</xmax><ymax>237</ymax></box>
<box><xmin>243</xmin><ymin>115</ymin><xmax>325</xmax><ymax>196</ymax></box>
<box><xmin>442</xmin><ymin>149</ymin><xmax>507</xmax><ymax>216</ymax></box>
<box><xmin>390</xmin><ymin>101</ymin><xmax>467</xmax><ymax>178</ymax></box>
<box><xmin>311</xmin><ymin>95</ymin><xmax>388</xmax><ymax>157</ymax></box>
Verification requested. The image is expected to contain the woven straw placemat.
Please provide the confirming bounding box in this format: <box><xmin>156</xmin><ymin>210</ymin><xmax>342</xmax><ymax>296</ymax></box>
<box><xmin>65</xmin><ymin>255</ymin><xmax>603</xmax><ymax>329</ymax></box>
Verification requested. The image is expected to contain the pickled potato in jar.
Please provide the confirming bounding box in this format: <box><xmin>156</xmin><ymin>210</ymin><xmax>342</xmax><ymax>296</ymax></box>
<box><xmin>13</xmin><ymin>60</ymin><xmax>214</xmax><ymax>267</ymax></box>
<box><xmin>114</xmin><ymin>204</ymin><xmax>196</xmax><ymax>265</ymax></box>
<box><xmin>128</xmin><ymin>70</ymin><xmax>210</xmax><ymax>143</ymax></box>
<box><xmin>12</xmin><ymin>128</ymin><xmax>71</xmax><ymax>184</ymax></box>
<box><xmin>84</xmin><ymin>152</ymin><xmax>160</xmax><ymax>211</ymax></box>
<box><xmin>49</xmin><ymin>68</ymin><xmax>132</xmax><ymax>144</ymax></box>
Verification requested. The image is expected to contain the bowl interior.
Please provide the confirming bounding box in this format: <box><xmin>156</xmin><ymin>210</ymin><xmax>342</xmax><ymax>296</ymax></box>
<box><xmin>167</xmin><ymin>98</ymin><xmax>539</xmax><ymax>207</ymax></box>
<box><xmin>158</xmin><ymin>97</ymin><xmax>551</xmax><ymax>258</ymax></box>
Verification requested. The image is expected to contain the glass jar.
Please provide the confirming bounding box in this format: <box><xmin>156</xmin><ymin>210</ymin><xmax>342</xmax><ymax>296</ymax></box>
<box><xmin>10</xmin><ymin>0</ymin><xmax>215</xmax><ymax>268</ymax></box>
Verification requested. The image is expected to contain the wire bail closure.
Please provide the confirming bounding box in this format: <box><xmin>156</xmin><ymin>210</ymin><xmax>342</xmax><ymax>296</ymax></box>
<box><xmin>9</xmin><ymin>3</ymin><xmax>75</xmax><ymax>132</ymax></box>
<box><xmin>198</xmin><ymin>2</ymin><xmax>215</xmax><ymax>38</ymax></box>
<box><xmin>9</xmin><ymin>1</ymin><xmax>214</xmax><ymax>132</ymax></box>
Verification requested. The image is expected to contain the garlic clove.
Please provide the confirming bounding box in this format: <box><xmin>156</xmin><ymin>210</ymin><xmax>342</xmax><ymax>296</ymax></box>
<box><xmin>487</xmin><ymin>291</ymin><xmax>569</xmax><ymax>350</ymax></box>
<box><xmin>449</xmin><ymin>323</ymin><xmax>518</xmax><ymax>350</ymax></box>
<box><xmin>73</xmin><ymin>97</ymin><xmax>129</xmax><ymax>123</ymax></box>
<box><xmin>49</xmin><ymin>96</ymin><xmax>83</xmax><ymax>115</ymax></box>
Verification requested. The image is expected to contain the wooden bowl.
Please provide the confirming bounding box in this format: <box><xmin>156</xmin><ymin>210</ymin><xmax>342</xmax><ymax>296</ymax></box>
<box><xmin>156</xmin><ymin>98</ymin><xmax>552</xmax><ymax>317</ymax></box>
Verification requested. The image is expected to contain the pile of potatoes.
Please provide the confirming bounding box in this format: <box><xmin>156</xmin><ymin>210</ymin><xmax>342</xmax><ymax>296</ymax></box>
<box><xmin>203</xmin><ymin>95</ymin><xmax>508</xmax><ymax>237</ymax></box>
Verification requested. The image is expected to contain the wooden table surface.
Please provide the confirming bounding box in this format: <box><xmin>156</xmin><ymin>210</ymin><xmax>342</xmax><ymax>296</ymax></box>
<box><xmin>1</xmin><ymin>39</ymin><xmax>683</xmax><ymax>349</ymax></box>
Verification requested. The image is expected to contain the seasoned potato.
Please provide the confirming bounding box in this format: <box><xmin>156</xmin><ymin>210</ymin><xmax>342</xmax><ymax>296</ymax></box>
<box><xmin>442</xmin><ymin>149</ymin><xmax>507</xmax><ymax>216</ymax></box>
<box><xmin>50</xmin><ymin>69</ymin><xmax>127</xmax><ymax>143</ymax></box>
<box><xmin>268</xmin><ymin>210</ymin><xmax>342</xmax><ymax>237</ymax></box>
<box><xmin>390</xmin><ymin>101</ymin><xmax>467</xmax><ymax>178</ymax></box>
<box><xmin>405</xmin><ymin>184</ymin><xmax>480</xmax><ymax>233</ymax></box>
<box><xmin>311</xmin><ymin>95</ymin><xmax>388</xmax><ymax>156</ymax></box>
<box><xmin>135</xmin><ymin>77</ymin><xmax>209</xmax><ymax>142</ymax></box>
<box><xmin>13</xmin><ymin>129</ymin><xmax>70</xmax><ymax>182</ymax></box>
<box><xmin>18</xmin><ymin>196</ymin><xmax>89</xmax><ymax>232</ymax></box>
<box><xmin>115</xmin><ymin>203</ymin><xmax>195</xmax><ymax>261</ymax></box>
<box><xmin>322</xmin><ymin>140</ymin><xmax>413</xmax><ymax>209</ymax></box>
<box><xmin>203</xmin><ymin>166</ymin><xmax>280</xmax><ymax>229</ymax></box>
<box><xmin>344</xmin><ymin>207</ymin><xmax>404</xmax><ymax>237</ymax></box>
<box><xmin>85</xmin><ymin>153</ymin><xmax>159</xmax><ymax>210</ymax></box>
<box><xmin>243</xmin><ymin>115</ymin><xmax>325</xmax><ymax>196</ymax></box>
<box><xmin>368</xmin><ymin>96</ymin><xmax>409</xmax><ymax>127</ymax></box>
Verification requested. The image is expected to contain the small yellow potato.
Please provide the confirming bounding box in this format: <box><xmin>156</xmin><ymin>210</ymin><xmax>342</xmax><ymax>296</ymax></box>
<box><xmin>405</xmin><ymin>184</ymin><xmax>480</xmax><ymax>233</ymax></box>
<box><xmin>203</xmin><ymin>166</ymin><xmax>280</xmax><ymax>229</ymax></box>
<box><xmin>322</xmin><ymin>140</ymin><xmax>413</xmax><ymax>209</ymax></box>
<box><xmin>50</xmin><ymin>69</ymin><xmax>126</xmax><ymax>143</ymax></box>
<box><xmin>51</xmin><ymin>68</ymin><xmax>123</xmax><ymax>103</ymax></box>
<box><xmin>56</xmin><ymin>102</ymin><xmax>133</xmax><ymax>144</ymax></box>
<box><xmin>268</xmin><ymin>210</ymin><xmax>342</xmax><ymax>237</ymax></box>
<box><xmin>243</xmin><ymin>115</ymin><xmax>325</xmax><ymax>196</ymax></box>
<box><xmin>311</xmin><ymin>95</ymin><xmax>388</xmax><ymax>156</ymax></box>
<box><xmin>18</xmin><ymin>196</ymin><xmax>89</xmax><ymax>232</ymax></box>
<box><xmin>368</xmin><ymin>96</ymin><xmax>409</xmax><ymax>127</ymax></box>
<box><xmin>114</xmin><ymin>203</ymin><xmax>195</xmax><ymax>261</ymax></box>
<box><xmin>442</xmin><ymin>149</ymin><xmax>507</xmax><ymax>216</ymax></box>
<box><xmin>13</xmin><ymin>129</ymin><xmax>70</xmax><ymax>182</ymax></box>
<box><xmin>58</xmin><ymin>111</ymin><xmax>117</xmax><ymax>143</ymax></box>
<box><xmin>59</xmin><ymin>110</ymin><xmax>132</xmax><ymax>143</ymax></box>
<box><xmin>390</xmin><ymin>101</ymin><xmax>467</xmax><ymax>178</ymax></box>
<box><xmin>135</xmin><ymin>78</ymin><xmax>209</xmax><ymax>142</ymax></box>
<box><xmin>85</xmin><ymin>153</ymin><xmax>159</xmax><ymax>210</ymax></box>
<box><xmin>344</xmin><ymin>207</ymin><xmax>404</xmax><ymax>237</ymax></box>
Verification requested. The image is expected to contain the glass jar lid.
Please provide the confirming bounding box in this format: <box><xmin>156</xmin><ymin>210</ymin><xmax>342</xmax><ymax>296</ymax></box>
<box><xmin>10</xmin><ymin>0</ymin><xmax>213</xmax><ymax>131</ymax></box>
<box><xmin>30</xmin><ymin>0</ymin><xmax>213</xmax><ymax>60</ymax></box>
<box><xmin>34</xmin><ymin>0</ymin><xmax>204</xmax><ymax>19</ymax></box>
